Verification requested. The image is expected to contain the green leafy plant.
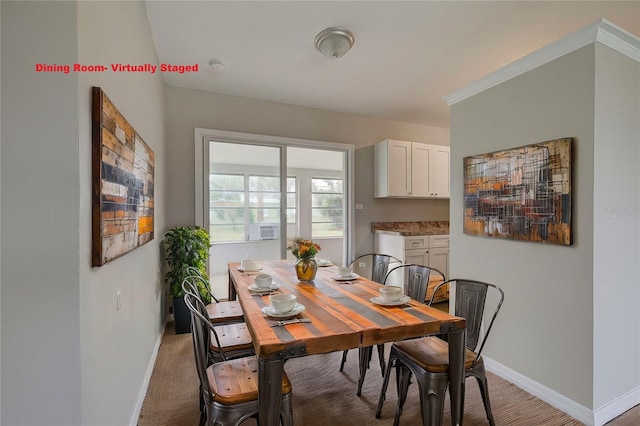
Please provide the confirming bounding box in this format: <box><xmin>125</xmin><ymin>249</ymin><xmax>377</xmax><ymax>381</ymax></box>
<box><xmin>164</xmin><ymin>226</ymin><xmax>212</xmax><ymax>303</ymax></box>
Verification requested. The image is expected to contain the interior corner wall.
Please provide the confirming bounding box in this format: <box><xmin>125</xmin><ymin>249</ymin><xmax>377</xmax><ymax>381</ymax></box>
<box><xmin>1</xmin><ymin>2</ymin><xmax>82</xmax><ymax>424</ymax></box>
<box><xmin>76</xmin><ymin>1</ymin><xmax>167</xmax><ymax>425</ymax></box>
<box><xmin>165</xmin><ymin>86</ymin><xmax>450</xmax><ymax>258</ymax></box>
<box><xmin>592</xmin><ymin>43</ymin><xmax>640</xmax><ymax>410</ymax></box>
<box><xmin>449</xmin><ymin>45</ymin><xmax>596</xmax><ymax>408</ymax></box>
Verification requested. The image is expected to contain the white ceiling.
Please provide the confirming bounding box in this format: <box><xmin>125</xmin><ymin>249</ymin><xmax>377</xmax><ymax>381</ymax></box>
<box><xmin>144</xmin><ymin>1</ymin><xmax>640</xmax><ymax>129</ymax></box>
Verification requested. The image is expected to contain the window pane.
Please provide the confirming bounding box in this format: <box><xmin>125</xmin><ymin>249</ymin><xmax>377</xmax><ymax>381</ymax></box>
<box><xmin>210</xmin><ymin>191</ymin><xmax>244</xmax><ymax>207</ymax></box>
<box><xmin>210</xmin><ymin>174</ymin><xmax>243</xmax><ymax>191</ymax></box>
<box><xmin>287</xmin><ymin>208</ymin><xmax>296</xmax><ymax>223</ymax></box>
<box><xmin>312</xmin><ymin>177</ymin><xmax>343</xmax><ymax>238</ymax></box>
<box><xmin>287</xmin><ymin>177</ymin><xmax>296</xmax><ymax>193</ymax></box>
<box><xmin>209</xmin><ymin>224</ymin><xmax>244</xmax><ymax>242</ymax></box>
<box><xmin>210</xmin><ymin>208</ymin><xmax>244</xmax><ymax>225</ymax></box>
<box><xmin>312</xmin><ymin>193</ymin><xmax>343</xmax><ymax>208</ymax></box>
<box><xmin>249</xmin><ymin>192</ymin><xmax>280</xmax><ymax>206</ymax></box>
<box><xmin>312</xmin><ymin>208</ymin><xmax>343</xmax><ymax>222</ymax></box>
<box><xmin>248</xmin><ymin>208</ymin><xmax>280</xmax><ymax>223</ymax></box>
<box><xmin>249</xmin><ymin>175</ymin><xmax>279</xmax><ymax>192</ymax></box>
<box><xmin>311</xmin><ymin>178</ymin><xmax>343</xmax><ymax>193</ymax></box>
<box><xmin>312</xmin><ymin>222</ymin><xmax>344</xmax><ymax>237</ymax></box>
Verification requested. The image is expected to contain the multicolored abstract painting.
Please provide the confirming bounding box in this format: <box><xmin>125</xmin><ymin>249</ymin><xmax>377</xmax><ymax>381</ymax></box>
<box><xmin>463</xmin><ymin>138</ymin><xmax>572</xmax><ymax>245</ymax></box>
<box><xmin>92</xmin><ymin>87</ymin><xmax>154</xmax><ymax>266</ymax></box>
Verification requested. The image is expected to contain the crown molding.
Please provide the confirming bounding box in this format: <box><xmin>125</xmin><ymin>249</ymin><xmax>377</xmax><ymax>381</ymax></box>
<box><xmin>443</xmin><ymin>19</ymin><xmax>640</xmax><ymax>106</ymax></box>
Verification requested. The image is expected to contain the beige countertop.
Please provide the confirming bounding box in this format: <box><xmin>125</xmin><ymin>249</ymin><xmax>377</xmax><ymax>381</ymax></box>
<box><xmin>371</xmin><ymin>221</ymin><xmax>449</xmax><ymax>236</ymax></box>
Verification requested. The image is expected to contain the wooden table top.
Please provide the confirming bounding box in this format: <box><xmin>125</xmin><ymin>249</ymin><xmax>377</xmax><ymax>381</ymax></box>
<box><xmin>228</xmin><ymin>260</ymin><xmax>465</xmax><ymax>360</ymax></box>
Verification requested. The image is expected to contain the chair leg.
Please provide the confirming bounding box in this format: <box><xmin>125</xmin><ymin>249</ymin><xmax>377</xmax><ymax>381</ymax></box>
<box><xmin>339</xmin><ymin>349</ymin><xmax>348</xmax><ymax>372</ymax></box>
<box><xmin>376</xmin><ymin>352</ymin><xmax>396</xmax><ymax>418</ymax></box>
<box><xmin>394</xmin><ymin>366</ymin><xmax>412</xmax><ymax>426</ymax></box>
<box><xmin>474</xmin><ymin>371</ymin><xmax>496</xmax><ymax>426</ymax></box>
<box><xmin>376</xmin><ymin>344</ymin><xmax>386</xmax><ymax>376</ymax></box>
<box><xmin>357</xmin><ymin>346</ymin><xmax>372</xmax><ymax>396</ymax></box>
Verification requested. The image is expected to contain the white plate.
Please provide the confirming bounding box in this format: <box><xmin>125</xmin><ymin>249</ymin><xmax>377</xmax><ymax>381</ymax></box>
<box><xmin>247</xmin><ymin>283</ymin><xmax>279</xmax><ymax>293</ymax></box>
<box><xmin>315</xmin><ymin>258</ymin><xmax>333</xmax><ymax>267</ymax></box>
<box><xmin>370</xmin><ymin>295</ymin><xmax>411</xmax><ymax>306</ymax></box>
<box><xmin>261</xmin><ymin>303</ymin><xmax>306</xmax><ymax>319</ymax></box>
<box><xmin>332</xmin><ymin>273</ymin><xmax>360</xmax><ymax>281</ymax></box>
<box><xmin>237</xmin><ymin>266</ymin><xmax>262</xmax><ymax>273</ymax></box>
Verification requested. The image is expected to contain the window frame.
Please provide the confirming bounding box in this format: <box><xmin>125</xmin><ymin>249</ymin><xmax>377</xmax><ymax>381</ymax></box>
<box><xmin>195</xmin><ymin>127</ymin><xmax>355</xmax><ymax>264</ymax></box>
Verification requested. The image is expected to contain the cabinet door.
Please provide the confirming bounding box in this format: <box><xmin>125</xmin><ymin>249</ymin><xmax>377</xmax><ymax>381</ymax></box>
<box><xmin>387</xmin><ymin>140</ymin><xmax>412</xmax><ymax>196</ymax></box>
<box><xmin>405</xmin><ymin>248</ymin><xmax>429</xmax><ymax>265</ymax></box>
<box><xmin>428</xmin><ymin>145</ymin><xmax>450</xmax><ymax>198</ymax></box>
<box><xmin>411</xmin><ymin>143</ymin><xmax>430</xmax><ymax>197</ymax></box>
<box><xmin>429</xmin><ymin>247</ymin><xmax>449</xmax><ymax>278</ymax></box>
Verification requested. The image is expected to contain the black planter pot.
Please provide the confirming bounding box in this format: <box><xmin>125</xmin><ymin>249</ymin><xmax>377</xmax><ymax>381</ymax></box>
<box><xmin>173</xmin><ymin>297</ymin><xmax>192</xmax><ymax>334</ymax></box>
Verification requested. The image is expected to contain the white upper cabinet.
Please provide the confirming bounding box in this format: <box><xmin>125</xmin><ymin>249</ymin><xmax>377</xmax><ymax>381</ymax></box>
<box><xmin>374</xmin><ymin>139</ymin><xmax>449</xmax><ymax>198</ymax></box>
<box><xmin>428</xmin><ymin>145</ymin><xmax>450</xmax><ymax>198</ymax></box>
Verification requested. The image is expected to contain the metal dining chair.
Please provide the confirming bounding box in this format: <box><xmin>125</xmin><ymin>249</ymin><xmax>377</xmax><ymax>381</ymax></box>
<box><xmin>184</xmin><ymin>267</ymin><xmax>245</xmax><ymax>325</ymax></box>
<box><xmin>376</xmin><ymin>278</ymin><xmax>504</xmax><ymax>426</ymax></box>
<box><xmin>184</xmin><ymin>291</ymin><xmax>293</xmax><ymax>426</ymax></box>
<box><xmin>339</xmin><ymin>254</ymin><xmax>402</xmax><ymax>392</ymax></box>
<box><xmin>181</xmin><ymin>278</ymin><xmax>254</xmax><ymax>363</ymax></box>
<box><xmin>350</xmin><ymin>264</ymin><xmax>446</xmax><ymax>397</ymax></box>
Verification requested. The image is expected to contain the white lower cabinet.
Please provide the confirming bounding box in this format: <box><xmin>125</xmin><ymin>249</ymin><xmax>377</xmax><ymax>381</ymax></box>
<box><xmin>375</xmin><ymin>233</ymin><xmax>450</xmax><ymax>302</ymax></box>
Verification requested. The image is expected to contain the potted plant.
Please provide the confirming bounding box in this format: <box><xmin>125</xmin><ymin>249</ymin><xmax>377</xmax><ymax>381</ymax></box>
<box><xmin>164</xmin><ymin>226</ymin><xmax>212</xmax><ymax>334</ymax></box>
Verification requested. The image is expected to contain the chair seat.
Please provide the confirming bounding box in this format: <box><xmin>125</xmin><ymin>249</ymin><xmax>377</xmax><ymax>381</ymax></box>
<box><xmin>206</xmin><ymin>356</ymin><xmax>293</xmax><ymax>405</ymax></box>
<box><xmin>394</xmin><ymin>337</ymin><xmax>477</xmax><ymax>373</ymax></box>
<box><xmin>206</xmin><ymin>300</ymin><xmax>244</xmax><ymax>323</ymax></box>
<box><xmin>209</xmin><ymin>323</ymin><xmax>253</xmax><ymax>353</ymax></box>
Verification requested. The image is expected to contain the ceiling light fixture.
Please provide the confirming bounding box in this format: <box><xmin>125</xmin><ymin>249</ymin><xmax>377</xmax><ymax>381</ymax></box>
<box><xmin>314</xmin><ymin>27</ymin><xmax>355</xmax><ymax>59</ymax></box>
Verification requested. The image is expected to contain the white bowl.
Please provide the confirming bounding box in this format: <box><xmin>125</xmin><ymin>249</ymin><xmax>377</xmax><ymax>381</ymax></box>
<box><xmin>380</xmin><ymin>286</ymin><xmax>403</xmax><ymax>302</ymax></box>
<box><xmin>270</xmin><ymin>294</ymin><xmax>297</xmax><ymax>314</ymax></box>
<box><xmin>254</xmin><ymin>273</ymin><xmax>273</xmax><ymax>289</ymax></box>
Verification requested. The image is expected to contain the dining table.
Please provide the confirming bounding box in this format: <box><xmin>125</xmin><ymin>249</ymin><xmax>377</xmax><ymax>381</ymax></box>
<box><xmin>228</xmin><ymin>259</ymin><xmax>467</xmax><ymax>426</ymax></box>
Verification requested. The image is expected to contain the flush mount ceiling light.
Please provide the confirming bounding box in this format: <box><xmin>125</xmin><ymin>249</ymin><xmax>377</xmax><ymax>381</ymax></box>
<box><xmin>314</xmin><ymin>27</ymin><xmax>355</xmax><ymax>59</ymax></box>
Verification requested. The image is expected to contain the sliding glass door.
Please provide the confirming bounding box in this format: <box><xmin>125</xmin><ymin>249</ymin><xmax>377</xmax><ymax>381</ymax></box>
<box><xmin>195</xmin><ymin>129</ymin><xmax>353</xmax><ymax>298</ymax></box>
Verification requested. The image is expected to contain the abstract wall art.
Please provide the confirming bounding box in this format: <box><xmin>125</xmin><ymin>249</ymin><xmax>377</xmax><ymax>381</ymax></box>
<box><xmin>92</xmin><ymin>87</ymin><xmax>155</xmax><ymax>266</ymax></box>
<box><xmin>463</xmin><ymin>138</ymin><xmax>572</xmax><ymax>245</ymax></box>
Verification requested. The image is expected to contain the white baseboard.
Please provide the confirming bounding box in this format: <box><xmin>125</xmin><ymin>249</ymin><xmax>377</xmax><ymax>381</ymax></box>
<box><xmin>483</xmin><ymin>356</ymin><xmax>595</xmax><ymax>425</ymax></box>
<box><xmin>129</xmin><ymin>321</ymin><xmax>167</xmax><ymax>426</ymax></box>
<box><xmin>484</xmin><ymin>356</ymin><xmax>640</xmax><ymax>425</ymax></box>
<box><xmin>594</xmin><ymin>386</ymin><xmax>640</xmax><ymax>425</ymax></box>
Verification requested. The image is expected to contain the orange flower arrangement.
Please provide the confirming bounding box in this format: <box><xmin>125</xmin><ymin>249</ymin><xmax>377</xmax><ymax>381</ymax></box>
<box><xmin>289</xmin><ymin>237</ymin><xmax>321</xmax><ymax>262</ymax></box>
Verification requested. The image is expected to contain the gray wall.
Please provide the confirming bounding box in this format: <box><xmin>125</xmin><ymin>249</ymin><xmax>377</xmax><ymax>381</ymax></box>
<box><xmin>2</xmin><ymin>2</ymin><xmax>82</xmax><ymax>424</ymax></box>
<box><xmin>1</xmin><ymin>1</ymin><xmax>167</xmax><ymax>425</ymax></box>
<box><xmin>76</xmin><ymin>2</ymin><xmax>167</xmax><ymax>424</ymax></box>
<box><xmin>592</xmin><ymin>43</ymin><xmax>640</xmax><ymax>409</ymax></box>
<box><xmin>165</xmin><ymin>86</ymin><xmax>450</xmax><ymax>257</ymax></box>
<box><xmin>450</xmin><ymin>42</ymin><xmax>640</xmax><ymax>411</ymax></box>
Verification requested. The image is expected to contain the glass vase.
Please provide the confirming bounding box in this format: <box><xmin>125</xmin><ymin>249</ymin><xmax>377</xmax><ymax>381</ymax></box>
<box><xmin>295</xmin><ymin>258</ymin><xmax>318</xmax><ymax>282</ymax></box>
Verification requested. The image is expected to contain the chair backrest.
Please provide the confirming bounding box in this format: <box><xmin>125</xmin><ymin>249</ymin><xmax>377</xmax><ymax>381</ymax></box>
<box><xmin>184</xmin><ymin>266</ymin><xmax>219</xmax><ymax>303</ymax></box>
<box><xmin>430</xmin><ymin>279</ymin><xmax>504</xmax><ymax>363</ymax></box>
<box><xmin>183</xmin><ymin>291</ymin><xmax>216</xmax><ymax>404</ymax></box>
<box><xmin>350</xmin><ymin>253</ymin><xmax>402</xmax><ymax>284</ymax></box>
<box><xmin>183</xmin><ymin>290</ymin><xmax>228</xmax><ymax>363</ymax></box>
<box><xmin>384</xmin><ymin>264</ymin><xmax>445</xmax><ymax>302</ymax></box>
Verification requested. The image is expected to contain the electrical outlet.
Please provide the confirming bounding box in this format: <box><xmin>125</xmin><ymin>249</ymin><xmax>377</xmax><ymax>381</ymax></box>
<box><xmin>358</xmin><ymin>262</ymin><xmax>366</xmax><ymax>268</ymax></box>
<box><xmin>116</xmin><ymin>291</ymin><xmax>122</xmax><ymax>311</ymax></box>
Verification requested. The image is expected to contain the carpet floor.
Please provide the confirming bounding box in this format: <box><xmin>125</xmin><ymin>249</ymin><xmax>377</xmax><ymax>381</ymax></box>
<box><xmin>138</xmin><ymin>323</ymin><xmax>639</xmax><ymax>425</ymax></box>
